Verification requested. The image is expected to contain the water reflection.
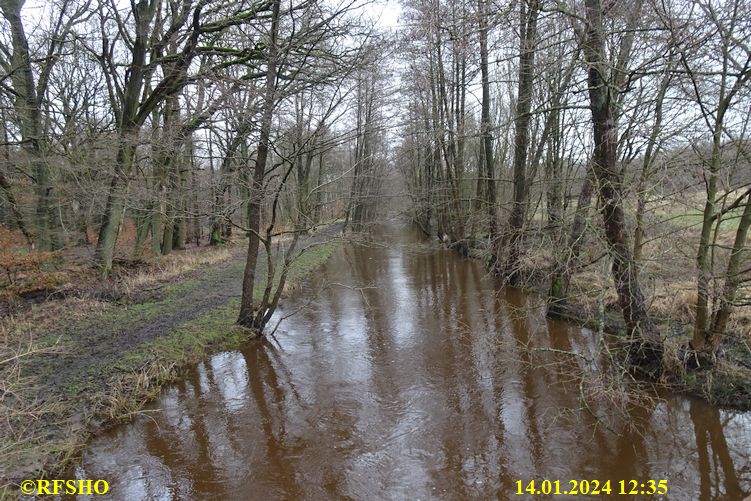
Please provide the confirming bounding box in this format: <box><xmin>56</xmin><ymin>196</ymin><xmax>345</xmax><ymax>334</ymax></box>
<box><xmin>690</xmin><ymin>399</ymin><xmax>746</xmax><ymax>500</ymax></box>
<box><xmin>72</xmin><ymin>223</ymin><xmax>751</xmax><ymax>500</ymax></box>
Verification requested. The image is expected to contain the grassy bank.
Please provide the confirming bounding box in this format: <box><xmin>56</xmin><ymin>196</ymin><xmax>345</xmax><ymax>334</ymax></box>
<box><xmin>100</xmin><ymin>240</ymin><xmax>339</xmax><ymax>423</ymax></box>
<box><xmin>0</xmin><ymin>239</ymin><xmax>339</xmax><ymax>499</ymax></box>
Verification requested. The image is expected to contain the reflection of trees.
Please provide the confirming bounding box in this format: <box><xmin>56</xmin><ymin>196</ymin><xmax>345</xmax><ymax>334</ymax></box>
<box><xmin>502</xmin><ymin>287</ymin><xmax>659</xmax><ymax>483</ymax></box>
<box><xmin>424</xmin><ymin>250</ymin><xmax>472</xmax><ymax>499</ymax></box>
<box><xmin>503</xmin><ymin>288</ymin><xmax>545</xmax><ymax>475</ymax></box>
<box><xmin>141</xmin><ymin>372</ymin><xmax>225</xmax><ymax>499</ymax></box>
<box><xmin>690</xmin><ymin>399</ymin><xmax>745</xmax><ymax>500</ymax></box>
<box><xmin>243</xmin><ymin>341</ymin><xmax>303</xmax><ymax>499</ymax></box>
<box><xmin>610</xmin><ymin>402</ymin><xmax>652</xmax><ymax>485</ymax></box>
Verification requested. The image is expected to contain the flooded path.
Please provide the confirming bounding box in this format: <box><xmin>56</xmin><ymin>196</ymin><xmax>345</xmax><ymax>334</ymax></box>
<box><xmin>74</xmin><ymin>223</ymin><xmax>750</xmax><ymax>500</ymax></box>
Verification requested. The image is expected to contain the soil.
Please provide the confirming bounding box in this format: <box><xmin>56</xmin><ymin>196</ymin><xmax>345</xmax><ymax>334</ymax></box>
<box><xmin>31</xmin><ymin>244</ymin><xmax>249</xmax><ymax>399</ymax></box>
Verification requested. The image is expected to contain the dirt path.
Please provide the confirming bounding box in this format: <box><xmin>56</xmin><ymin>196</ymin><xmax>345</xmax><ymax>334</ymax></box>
<box><xmin>33</xmin><ymin>243</ymin><xmax>251</xmax><ymax>399</ymax></box>
<box><xmin>33</xmin><ymin>223</ymin><xmax>343</xmax><ymax>400</ymax></box>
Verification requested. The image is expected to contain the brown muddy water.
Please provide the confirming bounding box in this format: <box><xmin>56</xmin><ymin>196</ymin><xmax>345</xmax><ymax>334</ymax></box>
<box><xmin>71</xmin><ymin>222</ymin><xmax>750</xmax><ymax>500</ymax></box>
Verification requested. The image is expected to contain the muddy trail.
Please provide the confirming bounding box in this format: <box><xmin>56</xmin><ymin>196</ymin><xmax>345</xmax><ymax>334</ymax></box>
<box><xmin>30</xmin><ymin>224</ymin><xmax>342</xmax><ymax>402</ymax></box>
<box><xmin>32</xmin><ymin>243</ymin><xmax>250</xmax><ymax>399</ymax></box>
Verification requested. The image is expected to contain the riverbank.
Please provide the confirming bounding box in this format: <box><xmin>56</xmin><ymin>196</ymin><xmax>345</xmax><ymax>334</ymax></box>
<box><xmin>460</xmin><ymin>238</ymin><xmax>751</xmax><ymax>411</ymax></box>
<box><xmin>0</xmin><ymin>232</ymin><xmax>340</xmax><ymax>498</ymax></box>
<box><xmin>545</xmin><ymin>299</ymin><xmax>751</xmax><ymax>409</ymax></box>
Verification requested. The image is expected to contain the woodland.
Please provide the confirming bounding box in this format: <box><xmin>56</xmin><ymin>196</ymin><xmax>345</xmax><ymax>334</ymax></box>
<box><xmin>1</xmin><ymin>0</ymin><xmax>751</xmax><ymax>487</ymax></box>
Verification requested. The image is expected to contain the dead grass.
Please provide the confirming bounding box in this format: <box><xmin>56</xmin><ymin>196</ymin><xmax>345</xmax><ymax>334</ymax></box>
<box><xmin>0</xmin><ymin>336</ymin><xmax>65</xmax><ymax>488</ymax></box>
<box><xmin>649</xmin><ymin>281</ymin><xmax>698</xmax><ymax>320</ymax></box>
<box><xmin>102</xmin><ymin>362</ymin><xmax>178</xmax><ymax>423</ymax></box>
<box><xmin>118</xmin><ymin>245</ymin><xmax>232</xmax><ymax>293</ymax></box>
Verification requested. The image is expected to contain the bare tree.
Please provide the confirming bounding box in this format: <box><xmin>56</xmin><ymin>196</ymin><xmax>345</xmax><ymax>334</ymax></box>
<box><xmin>0</xmin><ymin>0</ymin><xmax>90</xmax><ymax>250</ymax></box>
<box><xmin>580</xmin><ymin>0</ymin><xmax>662</xmax><ymax>367</ymax></box>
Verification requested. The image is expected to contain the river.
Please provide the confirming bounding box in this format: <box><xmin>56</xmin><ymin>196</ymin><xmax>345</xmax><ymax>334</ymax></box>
<box><xmin>71</xmin><ymin>222</ymin><xmax>750</xmax><ymax>500</ymax></box>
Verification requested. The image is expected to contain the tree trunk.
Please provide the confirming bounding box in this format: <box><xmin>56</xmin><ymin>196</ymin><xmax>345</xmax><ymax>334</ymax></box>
<box><xmin>95</xmin><ymin>137</ymin><xmax>136</xmax><ymax>271</ymax></box>
<box><xmin>94</xmin><ymin>0</ymin><xmax>202</xmax><ymax>273</ymax></box>
<box><xmin>1</xmin><ymin>0</ymin><xmax>60</xmax><ymax>250</ymax></box>
<box><xmin>238</xmin><ymin>0</ymin><xmax>280</xmax><ymax>330</ymax></box>
<box><xmin>582</xmin><ymin>0</ymin><xmax>662</xmax><ymax>368</ymax></box>
<box><xmin>705</xmin><ymin>193</ymin><xmax>751</xmax><ymax>350</ymax></box>
<box><xmin>550</xmin><ymin>167</ymin><xmax>595</xmax><ymax>302</ymax></box>
<box><xmin>478</xmin><ymin>0</ymin><xmax>498</xmax><ymax>270</ymax></box>
<box><xmin>504</xmin><ymin>0</ymin><xmax>539</xmax><ymax>284</ymax></box>
<box><xmin>94</xmin><ymin>0</ymin><xmax>155</xmax><ymax>274</ymax></box>
<box><xmin>313</xmin><ymin>151</ymin><xmax>324</xmax><ymax>223</ymax></box>
<box><xmin>0</xmin><ymin>168</ymin><xmax>33</xmax><ymax>248</ymax></box>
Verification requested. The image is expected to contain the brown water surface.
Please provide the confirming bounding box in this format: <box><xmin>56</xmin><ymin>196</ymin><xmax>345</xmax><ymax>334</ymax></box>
<box><xmin>73</xmin><ymin>223</ymin><xmax>750</xmax><ymax>500</ymax></box>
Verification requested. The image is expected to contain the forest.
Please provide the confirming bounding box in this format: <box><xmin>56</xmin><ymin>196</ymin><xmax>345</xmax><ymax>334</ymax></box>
<box><xmin>1</xmin><ymin>0</ymin><xmax>751</xmax><ymax>497</ymax></box>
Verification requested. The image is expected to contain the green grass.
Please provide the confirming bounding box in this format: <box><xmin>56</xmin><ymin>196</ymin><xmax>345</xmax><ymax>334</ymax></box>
<box><xmin>660</xmin><ymin>206</ymin><xmax>744</xmax><ymax>232</ymax></box>
<box><xmin>118</xmin><ymin>240</ymin><xmax>339</xmax><ymax>371</ymax></box>
<box><xmin>116</xmin><ymin>299</ymin><xmax>246</xmax><ymax>371</ymax></box>
<box><xmin>653</xmin><ymin>188</ymin><xmax>748</xmax><ymax>233</ymax></box>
